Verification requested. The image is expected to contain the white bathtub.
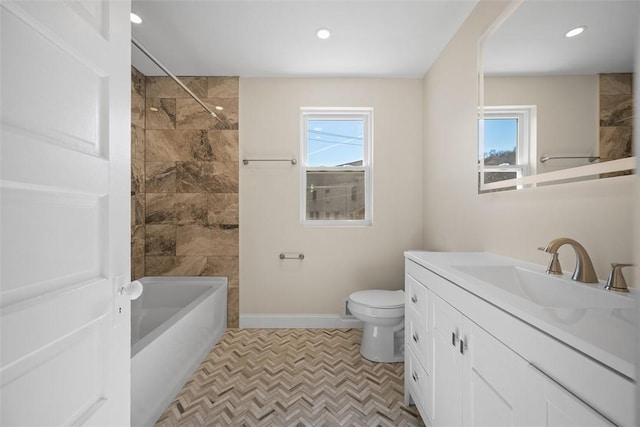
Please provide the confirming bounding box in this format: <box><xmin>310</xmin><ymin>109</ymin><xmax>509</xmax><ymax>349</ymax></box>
<box><xmin>131</xmin><ymin>276</ymin><xmax>227</xmax><ymax>427</ymax></box>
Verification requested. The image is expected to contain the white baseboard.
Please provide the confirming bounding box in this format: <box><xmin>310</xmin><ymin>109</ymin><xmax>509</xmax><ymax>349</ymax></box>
<box><xmin>239</xmin><ymin>314</ymin><xmax>364</xmax><ymax>329</ymax></box>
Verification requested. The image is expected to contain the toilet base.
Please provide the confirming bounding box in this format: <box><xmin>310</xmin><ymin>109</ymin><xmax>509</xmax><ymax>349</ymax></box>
<box><xmin>359</xmin><ymin>322</ymin><xmax>404</xmax><ymax>363</ymax></box>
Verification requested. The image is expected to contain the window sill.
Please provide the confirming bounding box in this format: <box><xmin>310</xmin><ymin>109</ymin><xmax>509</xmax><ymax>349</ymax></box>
<box><xmin>302</xmin><ymin>219</ymin><xmax>372</xmax><ymax>227</ymax></box>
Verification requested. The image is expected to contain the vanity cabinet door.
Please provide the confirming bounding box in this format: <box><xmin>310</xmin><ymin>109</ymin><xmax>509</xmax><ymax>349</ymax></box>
<box><xmin>461</xmin><ymin>318</ymin><xmax>539</xmax><ymax>426</ymax></box>
<box><xmin>431</xmin><ymin>293</ymin><xmax>463</xmax><ymax>427</ymax></box>
<box><xmin>432</xmin><ymin>291</ymin><xmax>539</xmax><ymax>427</ymax></box>
<box><xmin>529</xmin><ymin>366</ymin><xmax>615</xmax><ymax>427</ymax></box>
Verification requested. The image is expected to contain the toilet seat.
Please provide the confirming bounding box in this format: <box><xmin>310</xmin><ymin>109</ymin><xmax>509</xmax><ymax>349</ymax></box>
<box><xmin>349</xmin><ymin>290</ymin><xmax>404</xmax><ymax>309</ymax></box>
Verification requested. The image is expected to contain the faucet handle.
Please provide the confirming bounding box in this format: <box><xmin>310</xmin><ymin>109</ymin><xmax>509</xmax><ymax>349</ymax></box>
<box><xmin>545</xmin><ymin>252</ymin><xmax>563</xmax><ymax>275</ymax></box>
<box><xmin>604</xmin><ymin>263</ymin><xmax>633</xmax><ymax>293</ymax></box>
<box><xmin>539</xmin><ymin>246</ymin><xmax>563</xmax><ymax>275</ymax></box>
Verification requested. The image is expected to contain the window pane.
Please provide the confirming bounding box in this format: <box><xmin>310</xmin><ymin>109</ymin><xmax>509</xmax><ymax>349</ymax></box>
<box><xmin>483</xmin><ymin>118</ymin><xmax>517</xmax><ymax>166</ymax></box>
<box><xmin>307</xmin><ymin>119</ymin><xmax>364</xmax><ymax>167</ymax></box>
<box><xmin>306</xmin><ymin>171</ymin><xmax>365</xmax><ymax>220</ymax></box>
<box><xmin>484</xmin><ymin>171</ymin><xmax>517</xmax><ymax>184</ymax></box>
<box><xmin>478</xmin><ymin>172</ymin><xmax>518</xmax><ymax>192</ymax></box>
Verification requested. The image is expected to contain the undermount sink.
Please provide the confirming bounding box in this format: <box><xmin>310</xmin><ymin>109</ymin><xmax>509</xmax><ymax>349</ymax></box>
<box><xmin>452</xmin><ymin>265</ymin><xmax>634</xmax><ymax>309</ymax></box>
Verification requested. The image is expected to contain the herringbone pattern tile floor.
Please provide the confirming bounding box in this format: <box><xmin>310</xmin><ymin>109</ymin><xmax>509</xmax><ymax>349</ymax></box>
<box><xmin>155</xmin><ymin>328</ymin><xmax>424</xmax><ymax>427</ymax></box>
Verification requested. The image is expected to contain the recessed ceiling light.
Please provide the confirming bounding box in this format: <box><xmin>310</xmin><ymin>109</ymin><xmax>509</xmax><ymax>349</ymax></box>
<box><xmin>215</xmin><ymin>106</ymin><xmax>224</xmax><ymax>111</ymax></box>
<box><xmin>565</xmin><ymin>26</ymin><xmax>586</xmax><ymax>38</ymax></box>
<box><xmin>316</xmin><ymin>28</ymin><xmax>331</xmax><ymax>40</ymax></box>
<box><xmin>130</xmin><ymin>13</ymin><xmax>142</xmax><ymax>24</ymax></box>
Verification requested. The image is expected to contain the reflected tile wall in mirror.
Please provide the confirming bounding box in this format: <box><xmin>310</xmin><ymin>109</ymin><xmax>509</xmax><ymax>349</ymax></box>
<box><xmin>600</xmin><ymin>73</ymin><xmax>633</xmax><ymax>178</ymax></box>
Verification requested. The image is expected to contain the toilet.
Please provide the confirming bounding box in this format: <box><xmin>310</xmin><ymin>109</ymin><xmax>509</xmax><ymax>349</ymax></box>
<box><xmin>348</xmin><ymin>289</ymin><xmax>405</xmax><ymax>363</ymax></box>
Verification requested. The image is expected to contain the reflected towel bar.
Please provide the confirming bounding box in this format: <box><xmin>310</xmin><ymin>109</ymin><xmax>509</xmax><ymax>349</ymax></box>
<box><xmin>540</xmin><ymin>156</ymin><xmax>600</xmax><ymax>163</ymax></box>
<box><xmin>280</xmin><ymin>253</ymin><xmax>304</xmax><ymax>260</ymax></box>
<box><xmin>243</xmin><ymin>159</ymin><xmax>297</xmax><ymax>165</ymax></box>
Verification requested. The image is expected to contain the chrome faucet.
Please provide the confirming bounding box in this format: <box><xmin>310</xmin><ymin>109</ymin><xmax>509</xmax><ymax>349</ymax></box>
<box><xmin>539</xmin><ymin>237</ymin><xmax>599</xmax><ymax>283</ymax></box>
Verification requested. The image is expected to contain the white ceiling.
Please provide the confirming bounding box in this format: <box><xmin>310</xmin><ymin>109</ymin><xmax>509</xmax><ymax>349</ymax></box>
<box><xmin>483</xmin><ymin>1</ymin><xmax>639</xmax><ymax>76</ymax></box>
<box><xmin>130</xmin><ymin>0</ymin><xmax>478</xmax><ymax>78</ymax></box>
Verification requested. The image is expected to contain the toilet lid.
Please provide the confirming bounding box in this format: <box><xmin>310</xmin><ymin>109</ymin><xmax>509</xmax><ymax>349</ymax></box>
<box><xmin>350</xmin><ymin>290</ymin><xmax>404</xmax><ymax>309</ymax></box>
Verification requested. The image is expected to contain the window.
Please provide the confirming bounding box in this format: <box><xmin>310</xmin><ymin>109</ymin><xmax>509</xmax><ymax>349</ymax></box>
<box><xmin>301</xmin><ymin>108</ymin><xmax>372</xmax><ymax>226</ymax></box>
<box><xmin>479</xmin><ymin>106</ymin><xmax>536</xmax><ymax>189</ymax></box>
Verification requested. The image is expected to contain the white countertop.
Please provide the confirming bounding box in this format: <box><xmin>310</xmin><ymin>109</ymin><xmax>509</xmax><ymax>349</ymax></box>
<box><xmin>405</xmin><ymin>251</ymin><xmax>638</xmax><ymax>380</ymax></box>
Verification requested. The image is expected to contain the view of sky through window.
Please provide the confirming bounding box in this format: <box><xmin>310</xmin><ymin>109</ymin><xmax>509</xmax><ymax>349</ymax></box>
<box><xmin>483</xmin><ymin>118</ymin><xmax>517</xmax><ymax>157</ymax></box>
<box><xmin>307</xmin><ymin>119</ymin><xmax>364</xmax><ymax>167</ymax></box>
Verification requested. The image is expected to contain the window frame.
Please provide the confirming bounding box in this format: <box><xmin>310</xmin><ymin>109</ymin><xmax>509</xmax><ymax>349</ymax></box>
<box><xmin>300</xmin><ymin>107</ymin><xmax>373</xmax><ymax>226</ymax></box>
<box><xmin>479</xmin><ymin>105</ymin><xmax>536</xmax><ymax>190</ymax></box>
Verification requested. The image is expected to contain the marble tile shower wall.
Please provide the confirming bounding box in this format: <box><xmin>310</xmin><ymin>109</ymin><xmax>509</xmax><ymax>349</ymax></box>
<box><xmin>131</xmin><ymin>67</ymin><xmax>146</xmax><ymax>280</ymax></box>
<box><xmin>131</xmin><ymin>67</ymin><xmax>240</xmax><ymax>327</ymax></box>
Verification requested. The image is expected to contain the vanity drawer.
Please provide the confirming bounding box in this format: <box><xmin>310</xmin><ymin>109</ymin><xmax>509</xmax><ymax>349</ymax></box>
<box><xmin>407</xmin><ymin>346</ymin><xmax>431</xmax><ymax>420</ymax></box>
<box><xmin>406</xmin><ymin>306</ymin><xmax>430</xmax><ymax>369</ymax></box>
<box><xmin>405</xmin><ymin>273</ymin><xmax>428</xmax><ymax>317</ymax></box>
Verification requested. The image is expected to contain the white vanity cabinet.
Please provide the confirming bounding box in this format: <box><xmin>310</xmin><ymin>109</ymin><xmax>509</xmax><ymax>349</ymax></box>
<box><xmin>404</xmin><ymin>254</ymin><xmax>634</xmax><ymax>427</ymax></box>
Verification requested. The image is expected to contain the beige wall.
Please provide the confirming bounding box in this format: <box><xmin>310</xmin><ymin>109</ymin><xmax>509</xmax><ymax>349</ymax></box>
<box><xmin>423</xmin><ymin>0</ymin><xmax>635</xmax><ymax>280</ymax></box>
<box><xmin>239</xmin><ymin>78</ymin><xmax>424</xmax><ymax>314</ymax></box>
<box><xmin>485</xmin><ymin>75</ymin><xmax>599</xmax><ymax>174</ymax></box>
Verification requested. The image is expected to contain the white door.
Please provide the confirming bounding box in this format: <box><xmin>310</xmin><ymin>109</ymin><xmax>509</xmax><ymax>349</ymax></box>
<box><xmin>1</xmin><ymin>0</ymin><xmax>131</xmax><ymax>425</ymax></box>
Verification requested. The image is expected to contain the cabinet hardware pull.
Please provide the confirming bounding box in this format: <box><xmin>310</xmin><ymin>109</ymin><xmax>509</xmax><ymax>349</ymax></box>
<box><xmin>459</xmin><ymin>339</ymin><xmax>466</xmax><ymax>355</ymax></box>
<box><xmin>412</xmin><ymin>372</ymin><xmax>419</xmax><ymax>382</ymax></box>
<box><xmin>412</xmin><ymin>333</ymin><xmax>419</xmax><ymax>343</ymax></box>
<box><xmin>451</xmin><ymin>332</ymin><xmax>457</xmax><ymax>346</ymax></box>
<box><xmin>411</xmin><ymin>295</ymin><xmax>418</xmax><ymax>303</ymax></box>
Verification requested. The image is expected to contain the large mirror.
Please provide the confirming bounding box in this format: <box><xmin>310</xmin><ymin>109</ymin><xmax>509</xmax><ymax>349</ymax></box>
<box><xmin>478</xmin><ymin>0</ymin><xmax>637</xmax><ymax>192</ymax></box>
